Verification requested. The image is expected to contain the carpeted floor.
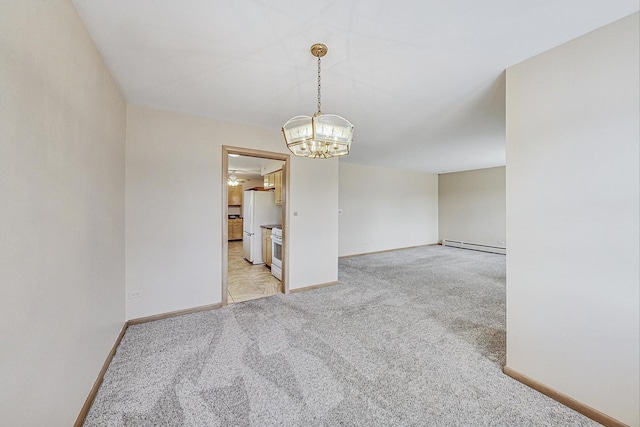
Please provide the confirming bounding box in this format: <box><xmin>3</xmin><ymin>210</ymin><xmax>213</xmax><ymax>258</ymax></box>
<box><xmin>85</xmin><ymin>245</ymin><xmax>598</xmax><ymax>426</ymax></box>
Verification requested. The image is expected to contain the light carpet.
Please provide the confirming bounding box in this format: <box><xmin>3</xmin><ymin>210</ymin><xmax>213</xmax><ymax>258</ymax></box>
<box><xmin>85</xmin><ymin>245</ymin><xmax>597</xmax><ymax>426</ymax></box>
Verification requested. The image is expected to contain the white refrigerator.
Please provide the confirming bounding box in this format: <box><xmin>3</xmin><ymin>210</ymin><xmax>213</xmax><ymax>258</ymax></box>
<box><xmin>242</xmin><ymin>190</ymin><xmax>281</xmax><ymax>264</ymax></box>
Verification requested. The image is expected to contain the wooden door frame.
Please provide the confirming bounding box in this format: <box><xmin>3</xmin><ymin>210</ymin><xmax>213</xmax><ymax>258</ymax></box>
<box><xmin>222</xmin><ymin>146</ymin><xmax>290</xmax><ymax>306</ymax></box>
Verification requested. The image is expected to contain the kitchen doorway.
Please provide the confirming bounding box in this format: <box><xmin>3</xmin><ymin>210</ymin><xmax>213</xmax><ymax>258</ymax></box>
<box><xmin>222</xmin><ymin>146</ymin><xmax>289</xmax><ymax>306</ymax></box>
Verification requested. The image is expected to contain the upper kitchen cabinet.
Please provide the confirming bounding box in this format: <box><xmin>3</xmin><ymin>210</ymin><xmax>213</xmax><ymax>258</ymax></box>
<box><xmin>263</xmin><ymin>170</ymin><xmax>283</xmax><ymax>206</ymax></box>
<box><xmin>228</xmin><ymin>185</ymin><xmax>243</xmax><ymax>206</ymax></box>
<box><xmin>264</xmin><ymin>173</ymin><xmax>275</xmax><ymax>189</ymax></box>
<box><xmin>274</xmin><ymin>170</ymin><xmax>282</xmax><ymax>206</ymax></box>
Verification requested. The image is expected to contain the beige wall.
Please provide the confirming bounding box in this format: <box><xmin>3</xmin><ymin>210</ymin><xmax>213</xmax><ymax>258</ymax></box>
<box><xmin>506</xmin><ymin>13</ymin><xmax>639</xmax><ymax>426</ymax></box>
<box><xmin>338</xmin><ymin>162</ymin><xmax>438</xmax><ymax>257</ymax></box>
<box><xmin>438</xmin><ymin>167</ymin><xmax>506</xmax><ymax>247</ymax></box>
<box><xmin>126</xmin><ymin>105</ymin><xmax>339</xmax><ymax>319</ymax></box>
<box><xmin>0</xmin><ymin>1</ymin><xmax>126</xmax><ymax>425</ymax></box>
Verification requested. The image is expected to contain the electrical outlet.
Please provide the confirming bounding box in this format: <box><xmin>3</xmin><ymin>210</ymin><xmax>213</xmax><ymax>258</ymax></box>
<box><xmin>127</xmin><ymin>290</ymin><xmax>142</xmax><ymax>299</ymax></box>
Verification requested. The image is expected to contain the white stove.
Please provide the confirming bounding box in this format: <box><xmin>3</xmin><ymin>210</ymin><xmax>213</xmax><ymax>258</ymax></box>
<box><xmin>271</xmin><ymin>227</ymin><xmax>282</xmax><ymax>281</ymax></box>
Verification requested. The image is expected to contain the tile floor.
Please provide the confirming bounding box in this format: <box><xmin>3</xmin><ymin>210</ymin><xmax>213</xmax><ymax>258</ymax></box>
<box><xmin>227</xmin><ymin>240</ymin><xmax>282</xmax><ymax>304</ymax></box>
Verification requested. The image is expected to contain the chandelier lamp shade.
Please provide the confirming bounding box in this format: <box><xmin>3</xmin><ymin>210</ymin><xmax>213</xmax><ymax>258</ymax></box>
<box><xmin>282</xmin><ymin>44</ymin><xmax>354</xmax><ymax>159</ymax></box>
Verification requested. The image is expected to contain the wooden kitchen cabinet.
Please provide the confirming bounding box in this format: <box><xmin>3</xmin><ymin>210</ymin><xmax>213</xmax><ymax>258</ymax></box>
<box><xmin>261</xmin><ymin>228</ymin><xmax>267</xmax><ymax>263</ymax></box>
<box><xmin>266</xmin><ymin>231</ymin><xmax>272</xmax><ymax>267</ymax></box>
<box><xmin>261</xmin><ymin>228</ymin><xmax>272</xmax><ymax>266</ymax></box>
<box><xmin>274</xmin><ymin>170</ymin><xmax>282</xmax><ymax>206</ymax></box>
<box><xmin>263</xmin><ymin>173</ymin><xmax>275</xmax><ymax>189</ymax></box>
<box><xmin>263</xmin><ymin>170</ymin><xmax>283</xmax><ymax>205</ymax></box>
<box><xmin>228</xmin><ymin>219</ymin><xmax>243</xmax><ymax>241</ymax></box>
<box><xmin>228</xmin><ymin>185</ymin><xmax>243</xmax><ymax>206</ymax></box>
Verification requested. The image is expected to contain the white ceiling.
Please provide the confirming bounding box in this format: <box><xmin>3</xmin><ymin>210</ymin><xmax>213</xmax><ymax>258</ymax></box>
<box><xmin>228</xmin><ymin>156</ymin><xmax>262</xmax><ymax>179</ymax></box>
<box><xmin>228</xmin><ymin>155</ymin><xmax>276</xmax><ymax>180</ymax></box>
<box><xmin>72</xmin><ymin>1</ymin><xmax>638</xmax><ymax>173</ymax></box>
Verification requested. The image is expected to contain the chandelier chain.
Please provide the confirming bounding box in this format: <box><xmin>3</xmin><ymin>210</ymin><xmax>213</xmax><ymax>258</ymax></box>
<box><xmin>317</xmin><ymin>55</ymin><xmax>321</xmax><ymax>114</ymax></box>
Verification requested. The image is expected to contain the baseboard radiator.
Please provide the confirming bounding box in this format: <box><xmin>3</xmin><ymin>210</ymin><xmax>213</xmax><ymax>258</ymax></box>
<box><xmin>441</xmin><ymin>239</ymin><xmax>506</xmax><ymax>255</ymax></box>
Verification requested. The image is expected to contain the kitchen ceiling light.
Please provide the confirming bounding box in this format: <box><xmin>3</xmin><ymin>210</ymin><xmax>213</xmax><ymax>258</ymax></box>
<box><xmin>228</xmin><ymin>171</ymin><xmax>240</xmax><ymax>186</ymax></box>
<box><xmin>282</xmin><ymin>44</ymin><xmax>354</xmax><ymax>159</ymax></box>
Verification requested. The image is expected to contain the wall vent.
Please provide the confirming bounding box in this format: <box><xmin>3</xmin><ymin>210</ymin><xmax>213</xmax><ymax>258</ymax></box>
<box><xmin>441</xmin><ymin>239</ymin><xmax>506</xmax><ymax>255</ymax></box>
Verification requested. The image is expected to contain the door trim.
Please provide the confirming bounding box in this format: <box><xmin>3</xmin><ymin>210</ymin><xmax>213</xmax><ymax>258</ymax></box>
<box><xmin>222</xmin><ymin>146</ymin><xmax>290</xmax><ymax>306</ymax></box>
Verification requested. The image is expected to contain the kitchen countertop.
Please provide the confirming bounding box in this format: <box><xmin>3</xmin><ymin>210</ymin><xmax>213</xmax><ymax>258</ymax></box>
<box><xmin>260</xmin><ymin>224</ymin><xmax>281</xmax><ymax>229</ymax></box>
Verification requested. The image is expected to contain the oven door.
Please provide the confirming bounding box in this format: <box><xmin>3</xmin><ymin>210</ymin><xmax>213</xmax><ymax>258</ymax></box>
<box><xmin>271</xmin><ymin>234</ymin><xmax>282</xmax><ymax>280</ymax></box>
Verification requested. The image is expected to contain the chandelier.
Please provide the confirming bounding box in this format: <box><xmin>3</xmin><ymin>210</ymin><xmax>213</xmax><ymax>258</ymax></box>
<box><xmin>282</xmin><ymin>44</ymin><xmax>354</xmax><ymax>159</ymax></box>
<box><xmin>228</xmin><ymin>171</ymin><xmax>240</xmax><ymax>186</ymax></box>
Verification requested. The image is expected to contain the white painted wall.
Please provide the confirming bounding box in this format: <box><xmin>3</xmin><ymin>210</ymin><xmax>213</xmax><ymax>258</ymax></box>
<box><xmin>338</xmin><ymin>162</ymin><xmax>438</xmax><ymax>257</ymax></box>
<box><xmin>262</xmin><ymin>160</ymin><xmax>284</xmax><ymax>176</ymax></box>
<box><xmin>0</xmin><ymin>2</ymin><xmax>126</xmax><ymax>425</ymax></box>
<box><xmin>126</xmin><ymin>105</ymin><xmax>338</xmax><ymax>319</ymax></box>
<box><xmin>506</xmin><ymin>13</ymin><xmax>639</xmax><ymax>426</ymax></box>
<box><xmin>290</xmin><ymin>158</ymin><xmax>339</xmax><ymax>285</ymax></box>
<box><xmin>438</xmin><ymin>167</ymin><xmax>506</xmax><ymax>247</ymax></box>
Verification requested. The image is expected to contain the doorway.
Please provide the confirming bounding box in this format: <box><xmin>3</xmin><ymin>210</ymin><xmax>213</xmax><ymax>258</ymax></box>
<box><xmin>222</xmin><ymin>146</ymin><xmax>289</xmax><ymax>306</ymax></box>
